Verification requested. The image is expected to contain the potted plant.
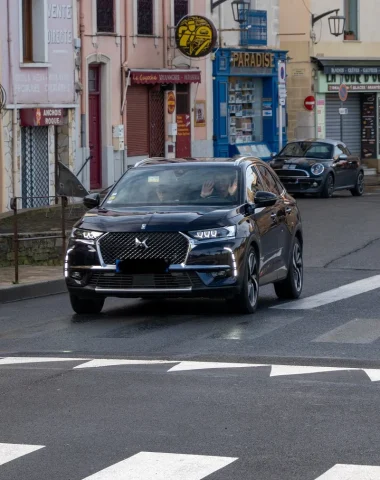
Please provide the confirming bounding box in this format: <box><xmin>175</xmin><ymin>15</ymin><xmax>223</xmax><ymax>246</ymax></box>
<box><xmin>344</xmin><ymin>30</ymin><xmax>356</xmax><ymax>40</ymax></box>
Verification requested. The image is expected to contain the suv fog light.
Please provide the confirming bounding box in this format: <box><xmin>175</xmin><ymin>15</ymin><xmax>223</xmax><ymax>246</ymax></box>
<box><xmin>71</xmin><ymin>271</ymin><xmax>83</xmax><ymax>280</ymax></box>
<box><xmin>312</xmin><ymin>182</ymin><xmax>318</xmax><ymax>187</ymax></box>
<box><xmin>212</xmin><ymin>270</ymin><xmax>228</xmax><ymax>278</ymax></box>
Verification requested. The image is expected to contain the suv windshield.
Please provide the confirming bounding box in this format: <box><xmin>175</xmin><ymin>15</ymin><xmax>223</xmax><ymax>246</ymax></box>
<box><xmin>104</xmin><ymin>165</ymin><xmax>240</xmax><ymax>207</ymax></box>
<box><xmin>279</xmin><ymin>142</ymin><xmax>333</xmax><ymax>160</ymax></box>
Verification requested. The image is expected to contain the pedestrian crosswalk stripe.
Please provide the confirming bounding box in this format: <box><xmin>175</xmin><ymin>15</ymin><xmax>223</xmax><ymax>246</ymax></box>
<box><xmin>272</xmin><ymin>274</ymin><xmax>380</xmax><ymax>310</ymax></box>
<box><xmin>167</xmin><ymin>361</ymin><xmax>266</xmax><ymax>372</ymax></box>
<box><xmin>0</xmin><ymin>443</ymin><xmax>44</xmax><ymax>467</ymax></box>
<box><xmin>74</xmin><ymin>359</ymin><xmax>177</xmax><ymax>369</ymax></box>
<box><xmin>81</xmin><ymin>451</ymin><xmax>238</xmax><ymax>480</ymax></box>
<box><xmin>315</xmin><ymin>463</ymin><xmax>380</xmax><ymax>479</ymax></box>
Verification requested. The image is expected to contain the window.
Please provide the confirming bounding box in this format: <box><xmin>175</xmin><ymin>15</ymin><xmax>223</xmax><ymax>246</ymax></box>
<box><xmin>246</xmin><ymin>166</ymin><xmax>265</xmax><ymax>203</ymax></box>
<box><xmin>344</xmin><ymin>0</ymin><xmax>358</xmax><ymax>40</ymax></box>
<box><xmin>21</xmin><ymin>0</ymin><xmax>48</xmax><ymax>64</ymax></box>
<box><xmin>97</xmin><ymin>0</ymin><xmax>115</xmax><ymax>33</ymax></box>
<box><xmin>280</xmin><ymin>142</ymin><xmax>333</xmax><ymax>160</ymax></box>
<box><xmin>240</xmin><ymin>10</ymin><xmax>267</xmax><ymax>47</ymax></box>
<box><xmin>174</xmin><ymin>0</ymin><xmax>188</xmax><ymax>26</ymax></box>
<box><xmin>176</xmin><ymin>84</ymin><xmax>189</xmax><ymax>114</ymax></box>
<box><xmin>138</xmin><ymin>0</ymin><xmax>154</xmax><ymax>35</ymax></box>
<box><xmin>257</xmin><ymin>165</ymin><xmax>282</xmax><ymax>196</ymax></box>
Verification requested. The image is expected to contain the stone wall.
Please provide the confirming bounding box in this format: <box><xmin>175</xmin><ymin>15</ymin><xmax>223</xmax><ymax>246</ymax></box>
<box><xmin>0</xmin><ymin>232</ymin><xmax>68</xmax><ymax>267</ymax></box>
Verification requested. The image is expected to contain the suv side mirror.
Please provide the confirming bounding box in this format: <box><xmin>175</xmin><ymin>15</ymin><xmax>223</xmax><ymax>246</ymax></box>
<box><xmin>83</xmin><ymin>193</ymin><xmax>100</xmax><ymax>209</ymax></box>
<box><xmin>254</xmin><ymin>191</ymin><xmax>277</xmax><ymax>208</ymax></box>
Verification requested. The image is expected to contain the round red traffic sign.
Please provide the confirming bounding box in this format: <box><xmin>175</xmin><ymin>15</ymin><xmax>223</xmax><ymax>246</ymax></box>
<box><xmin>304</xmin><ymin>96</ymin><xmax>315</xmax><ymax>111</ymax></box>
<box><xmin>339</xmin><ymin>83</ymin><xmax>348</xmax><ymax>102</ymax></box>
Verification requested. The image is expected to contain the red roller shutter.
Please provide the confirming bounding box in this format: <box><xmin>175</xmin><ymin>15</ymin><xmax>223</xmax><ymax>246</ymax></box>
<box><xmin>127</xmin><ymin>85</ymin><xmax>149</xmax><ymax>156</ymax></box>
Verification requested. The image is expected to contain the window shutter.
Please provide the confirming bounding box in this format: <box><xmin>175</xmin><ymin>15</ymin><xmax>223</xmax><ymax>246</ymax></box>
<box><xmin>127</xmin><ymin>86</ymin><xmax>149</xmax><ymax>157</ymax></box>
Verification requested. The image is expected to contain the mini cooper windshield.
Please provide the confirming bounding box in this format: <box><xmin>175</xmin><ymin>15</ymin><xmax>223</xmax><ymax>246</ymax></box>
<box><xmin>279</xmin><ymin>142</ymin><xmax>333</xmax><ymax>160</ymax></box>
<box><xmin>104</xmin><ymin>165</ymin><xmax>241</xmax><ymax>207</ymax></box>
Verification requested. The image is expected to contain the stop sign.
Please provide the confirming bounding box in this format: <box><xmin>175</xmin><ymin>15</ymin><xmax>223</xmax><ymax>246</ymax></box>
<box><xmin>304</xmin><ymin>96</ymin><xmax>315</xmax><ymax>111</ymax></box>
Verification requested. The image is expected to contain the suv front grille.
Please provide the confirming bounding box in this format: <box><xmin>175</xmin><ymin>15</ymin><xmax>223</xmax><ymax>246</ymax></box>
<box><xmin>98</xmin><ymin>232</ymin><xmax>189</xmax><ymax>265</ymax></box>
<box><xmin>89</xmin><ymin>272</ymin><xmax>204</xmax><ymax>289</ymax></box>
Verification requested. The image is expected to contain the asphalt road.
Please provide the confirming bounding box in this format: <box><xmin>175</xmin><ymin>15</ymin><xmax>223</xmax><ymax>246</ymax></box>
<box><xmin>1</xmin><ymin>190</ymin><xmax>380</xmax><ymax>480</ymax></box>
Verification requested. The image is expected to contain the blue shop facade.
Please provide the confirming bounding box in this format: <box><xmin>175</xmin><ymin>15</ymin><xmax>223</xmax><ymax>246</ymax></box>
<box><xmin>213</xmin><ymin>48</ymin><xmax>288</xmax><ymax>160</ymax></box>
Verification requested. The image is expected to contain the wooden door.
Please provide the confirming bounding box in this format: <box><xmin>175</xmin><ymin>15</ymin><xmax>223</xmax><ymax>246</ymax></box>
<box><xmin>176</xmin><ymin>84</ymin><xmax>191</xmax><ymax>157</ymax></box>
<box><xmin>149</xmin><ymin>88</ymin><xmax>165</xmax><ymax>157</ymax></box>
<box><xmin>89</xmin><ymin>66</ymin><xmax>101</xmax><ymax>189</ymax></box>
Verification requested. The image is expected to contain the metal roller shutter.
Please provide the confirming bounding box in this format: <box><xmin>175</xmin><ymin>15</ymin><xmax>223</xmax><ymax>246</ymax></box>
<box><xmin>325</xmin><ymin>93</ymin><xmax>361</xmax><ymax>155</ymax></box>
<box><xmin>127</xmin><ymin>85</ymin><xmax>149</xmax><ymax>156</ymax></box>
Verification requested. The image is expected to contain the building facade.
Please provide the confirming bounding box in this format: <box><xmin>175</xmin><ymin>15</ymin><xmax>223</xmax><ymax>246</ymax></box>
<box><xmin>209</xmin><ymin>0</ymin><xmax>287</xmax><ymax>158</ymax></box>
<box><xmin>0</xmin><ymin>0</ymin><xmax>78</xmax><ymax>212</ymax></box>
<box><xmin>280</xmin><ymin>0</ymin><xmax>380</xmax><ymax>172</ymax></box>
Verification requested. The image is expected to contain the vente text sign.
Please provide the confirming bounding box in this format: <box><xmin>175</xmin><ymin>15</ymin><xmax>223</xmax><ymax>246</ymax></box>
<box><xmin>20</xmin><ymin>108</ymin><xmax>66</xmax><ymax>127</ymax></box>
<box><xmin>231</xmin><ymin>52</ymin><xmax>275</xmax><ymax>69</ymax></box>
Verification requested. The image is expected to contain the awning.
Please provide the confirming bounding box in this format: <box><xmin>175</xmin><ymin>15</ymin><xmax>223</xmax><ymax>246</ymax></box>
<box><xmin>130</xmin><ymin>69</ymin><xmax>201</xmax><ymax>85</ymax></box>
<box><xmin>312</xmin><ymin>56</ymin><xmax>380</xmax><ymax>74</ymax></box>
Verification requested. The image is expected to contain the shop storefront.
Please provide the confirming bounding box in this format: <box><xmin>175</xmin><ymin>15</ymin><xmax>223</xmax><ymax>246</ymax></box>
<box><xmin>212</xmin><ymin>48</ymin><xmax>287</xmax><ymax>159</ymax></box>
<box><xmin>314</xmin><ymin>58</ymin><xmax>380</xmax><ymax>160</ymax></box>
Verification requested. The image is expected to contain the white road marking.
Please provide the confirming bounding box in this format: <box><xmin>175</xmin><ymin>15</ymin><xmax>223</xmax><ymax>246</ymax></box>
<box><xmin>0</xmin><ymin>443</ymin><xmax>44</xmax><ymax>467</ymax></box>
<box><xmin>81</xmin><ymin>451</ymin><xmax>237</xmax><ymax>480</ymax></box>
<box><xmin>74</xmin><ymin>359</ymin><xmax>177</xmax><ymax>369</ymax></box>
<box><xmin>315</xmin><ymin>463</ymin><xmax>380</xmax><ymax>479</ymax></box>
<box><xmin>272</xmin><ymin>275</ymin><xmax>380</xmax><ymax>310</ymax></box>
<box><xmin>362</xmin><ymin>369</ymin><xmax>380</xmax><ymax>382</ymax></box>
<box><xmin>270</xmin><ymin>365</ymin><xmax>356</xmax><ymax>377</ymax></box>
<box><xmin>0</xmin><ymin>357</ymin><xmax>88</xmax><ymax>365</ymax></box>
<box><xmin>313</xmin><ymin>318</ymin><xmax>380</xmax><ymax>344</ymax></box>
<box><xmin>167</xmin><ymin>362</ymin><xmax>265</xmax><ymax>372</ymax></box>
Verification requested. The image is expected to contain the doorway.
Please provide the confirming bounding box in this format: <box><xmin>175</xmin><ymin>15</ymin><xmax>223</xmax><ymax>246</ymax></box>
<box><xmin>89</xmin><ymin>65</ymin><xmax>102</xmax><ymax>189</ymax></box>
<box><xmin>176</xmin><ymin>84</ymin><xmax>191</xmax><ymax>157</ymax></box>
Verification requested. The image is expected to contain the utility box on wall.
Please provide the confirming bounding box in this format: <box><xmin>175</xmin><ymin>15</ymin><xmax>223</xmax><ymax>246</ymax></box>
<box><xmin>113</xmin><ymin>125</ymin><xmax>125</xmax><ymax>151</ymax></box>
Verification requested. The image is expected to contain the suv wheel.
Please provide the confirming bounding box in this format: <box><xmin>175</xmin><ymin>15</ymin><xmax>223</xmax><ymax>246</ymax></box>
<box><xmin>227</xmin><ymin>247</ymin><xmax>259</xmax><ymax>314</ymax></box>
<box><xmin>274</xmin><ymin>238</ymin><xmax>303</xmax><ymax>300</ymax></box>
<box><xmin>70</xmin><ymin>294</ymin><xmax>105</xmax><ymax>315</ymax></box>
<box><xmin>350</xmin><ymin>171</ymin><xmax>364</xmax><ymax>197</ymax></box>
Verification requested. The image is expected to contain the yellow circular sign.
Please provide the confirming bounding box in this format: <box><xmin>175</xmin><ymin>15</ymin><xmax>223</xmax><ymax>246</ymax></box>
<box><xmin>167</xmin><ymin>91</ymin><xmax>176</xmax><ymax>114</ymax></box>
<box><xmin>175</xmin><ymin>15</ymin><xmax>217</xmax><ymax>59</ymax></box>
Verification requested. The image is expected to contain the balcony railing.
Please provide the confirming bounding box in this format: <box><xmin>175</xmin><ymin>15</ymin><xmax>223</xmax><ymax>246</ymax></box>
<box><xmin>240</xmin><ymin>10</ymin><xmax>268</xmax><ymax>47</ymax></box>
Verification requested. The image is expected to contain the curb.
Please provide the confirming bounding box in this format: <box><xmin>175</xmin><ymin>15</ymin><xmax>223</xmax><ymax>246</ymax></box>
<box><xmin>0</xmin><ymin>278</ymin><xmax>66</xmax><ymax>304</ymax></box>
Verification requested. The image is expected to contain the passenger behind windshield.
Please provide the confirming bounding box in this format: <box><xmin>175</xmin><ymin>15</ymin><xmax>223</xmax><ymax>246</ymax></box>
<box><xmin>104</xmin><ymin>166</ymin><xmax>240</xmax><ymax>207</ymax></box>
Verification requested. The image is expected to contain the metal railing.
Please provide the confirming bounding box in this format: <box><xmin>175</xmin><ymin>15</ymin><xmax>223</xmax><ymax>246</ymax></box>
<box><xmin>9</xmin><ymin>195</ymin><xmax>68</xmax><ymax>284</ymax></box>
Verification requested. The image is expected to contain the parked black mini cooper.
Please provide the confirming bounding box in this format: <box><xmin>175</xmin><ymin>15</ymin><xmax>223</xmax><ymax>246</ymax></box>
<box><xmin>66</xmin><ymin>157</ymin><xmax>303</xmax><ymax>315</ymax></box>
<box><xmin>270</xmin><ymin>139</ymin><xmax>364</xmax><ymax>198</ymax></box>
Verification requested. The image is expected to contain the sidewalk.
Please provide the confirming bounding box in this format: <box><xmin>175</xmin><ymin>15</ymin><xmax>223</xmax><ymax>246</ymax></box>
<box><xmin>0</xmin><ymin>266</ymin><xmax>65</xmax><ymax>304</ymax></box>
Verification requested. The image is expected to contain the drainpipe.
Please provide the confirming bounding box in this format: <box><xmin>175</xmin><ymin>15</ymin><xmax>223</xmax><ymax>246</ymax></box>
<box><xmin>78</xmin><ymin>0</ymin><xmax>87</xmax><ymax>186</ymax></box>
<box><xmin>122</xmin><ymin>0</ymin><xmax>129</xmax><ymax>170</ymax></box>
<box><xmin>162</xmin><ymin>0</ymin><xmax>168</xmax><ymax>68</ymax></box>
<box><xmin>7</xmin><ymin>0</ymin><xmax>17</xmax><ymax>202</ymax></box>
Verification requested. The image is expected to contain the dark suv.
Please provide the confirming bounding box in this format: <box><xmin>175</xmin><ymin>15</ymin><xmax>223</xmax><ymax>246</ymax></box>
<box><xmin>66</xmin><ymin>157</ymin><xmax>303</xmax><ymax>315</ymax></box>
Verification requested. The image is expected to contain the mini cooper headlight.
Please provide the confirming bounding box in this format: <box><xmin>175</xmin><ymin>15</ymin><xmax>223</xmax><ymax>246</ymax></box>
<box><xmin>311</xmin><ymin>163</ymin><xmax>325</xmax><ymax>176</ymax></box>
<box><xmin>71</xmin><ymin>228</ymin><xmax>104</xmax><ymax>242</ymax></box>
<box><xmin>188</xmin><ymin>226</ymin><xmax>236</xmax><ymax>240</ymax></box>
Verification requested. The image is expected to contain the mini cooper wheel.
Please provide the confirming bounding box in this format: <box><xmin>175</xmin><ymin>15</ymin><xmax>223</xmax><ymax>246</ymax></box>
<box><xmin>351</xmin><ymin>171</ymin><xmax>364</xmax><ymax>197</ymax></box>
<box><xmin>320</xmin><ymin>173</ymin><xmax>334</xmax><ymax>198</ymax></box>
<box><xmin>70</xmin><ymin>294</ymin><xmax>105</xmax><ymax>315</ymax></box>
<box><xmin>227</xmin><ymin>247</ymin><xmax>259</xmax><ymax>314</ymax></box>
<box><xmin>274</xmin><ymin>238</ymin><xmax>303</xmax><ymax>300</ymax></box>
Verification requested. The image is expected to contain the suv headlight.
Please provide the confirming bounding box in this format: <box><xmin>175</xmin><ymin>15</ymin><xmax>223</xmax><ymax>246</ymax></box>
<box><xmin>311</xmin><ymin>163</ymin><xmax>325</xmax><ymax>176</ymax></box>
<box><xmin>188</xmin><ymin>226</ymin><xmax>236</xmax><ymax>240</ymax></box>
<box><xmin>71</xmin><ymin>228</ymin><xmax>104</xmax><ymax>243</ymax></box>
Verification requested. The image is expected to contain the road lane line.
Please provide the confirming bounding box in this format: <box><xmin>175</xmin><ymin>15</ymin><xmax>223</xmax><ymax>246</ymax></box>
<box><xmin>313</xmin><ymin>318</ymin><xmax>380</xmax><ymax>344</ymax></box>
<box><xmin>0</xmin><ymin>443</ymin><xmax>44</xmax><ymax>467</ymax></box>
<box><xmin>0</xmin><ymin>357</ymin><xmax>88</xmax><ymax>365</ymax></box>
<box><xmin>167</xmin><ymin>362</ymin><xmax>266</xmax><ymax>372</ymax></box>
<box><xmin>270</xmin><ymin>365</ymin><xmax>356</xmax><ymax>377</ymax></box>
<box><xmin>81</xmin><ymin>451</ymin><xmax>237</xmax><ymax>480</ymax></box>
<box><xmin>272</xmin><ymin>275</ymin><xmax>380</xmax><ymax>310</ymax></box>
<box><xmin>74</xmin><ymin>359</ymin><xmax>177</xmax><ymax>369</ymax></box>
<box><xmin>315</xmin><ymin>463</ymin><xmax>380</xmax><ymax>479</ymax></box>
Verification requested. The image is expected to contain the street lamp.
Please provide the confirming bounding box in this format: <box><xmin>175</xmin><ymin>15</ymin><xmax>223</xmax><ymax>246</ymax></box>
<box><xmin>312</xmin><ymin>9</ymin><xmax>345</xmax><ymax>37</ymax></box>
<box><xmin>211</xmin><ymin>0</ymin><xmax>250</xmax><ymax>23</ymax></box>
<box><xmin>231</xmin><ymin>1</ymin><xmax>250</xmax><ymax>24</ymax></box>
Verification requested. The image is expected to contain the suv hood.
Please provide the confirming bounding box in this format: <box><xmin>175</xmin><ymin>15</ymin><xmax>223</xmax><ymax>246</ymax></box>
<box><xmin>75</xmin><ymin>206</ymin><xmax>240</xmax><ymax>233</ymax></box>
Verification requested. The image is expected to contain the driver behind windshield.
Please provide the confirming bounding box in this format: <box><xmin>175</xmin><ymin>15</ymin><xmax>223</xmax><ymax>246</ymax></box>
<box><xmin>200</xmin><ymin>172</ymin><xmax>238</xmax><ymax>200</ymax></box>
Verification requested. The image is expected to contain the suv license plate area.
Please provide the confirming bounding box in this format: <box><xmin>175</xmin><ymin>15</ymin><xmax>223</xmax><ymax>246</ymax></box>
<box><xmin>116</xmin><ymin>259</ymin><xmax>169</xmax><ymax>274</ymax></box>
